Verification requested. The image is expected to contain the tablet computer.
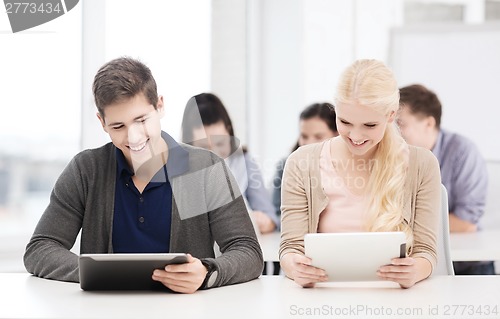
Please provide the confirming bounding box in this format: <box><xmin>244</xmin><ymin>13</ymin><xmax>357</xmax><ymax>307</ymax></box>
<box><xmin>79</xmin><ymin>253</ymin><xmax>189</xmax><ymax>291</ymax></box>
<box><xmin>304</xmin><ymin>232</ymin><xmax>406</xmax><ymax>282</ymax></box>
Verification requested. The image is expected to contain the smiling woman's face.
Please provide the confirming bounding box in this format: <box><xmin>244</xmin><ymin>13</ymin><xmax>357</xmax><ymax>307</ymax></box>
<box><xmin>335</xmin><ymin>101</ymin><xmax>393</xmax><ymax>158</ymax></box>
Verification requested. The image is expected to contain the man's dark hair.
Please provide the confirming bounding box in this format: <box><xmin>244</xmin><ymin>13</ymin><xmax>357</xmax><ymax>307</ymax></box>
<box><xmin>399</xmin><ymin>84</ymin><xmax>442</xmax><ymax>128</ymax></box>
<box><xmin>92</xmin><ymin>57</ymin><xmax>158</xmax><ymax>117</ymax></box>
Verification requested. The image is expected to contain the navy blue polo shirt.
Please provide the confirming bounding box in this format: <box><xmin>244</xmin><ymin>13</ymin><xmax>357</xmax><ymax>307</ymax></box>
<box><xmin>112</xmin><ymin>132</ymin><xmax>188</xmax><ymax>253</ymax></box>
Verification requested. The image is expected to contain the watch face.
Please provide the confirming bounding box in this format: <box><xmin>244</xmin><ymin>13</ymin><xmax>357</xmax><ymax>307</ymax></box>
<box><xmin>206</xmin><ymin>270</ymin><xmax>218</xmax><ymax>288</ymax></box>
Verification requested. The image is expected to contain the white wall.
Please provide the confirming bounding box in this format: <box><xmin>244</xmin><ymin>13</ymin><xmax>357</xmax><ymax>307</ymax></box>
<box><xmin>254</xmin><ymin>0</ymin><xmax>305</xmax><ymax>179</ymax></box>
<box><xmin>389</xmin><ymin>23</ymin><xmax>500</xmax><ymax>161</ymax></box>
<box><xmin>244</xmin><ymin>0</ymin><xmax>500</xmax><ymax>184</ymax></box>
<box><xmin>81</xmin><ymin>0</ymin><xmax>211</xmax><ymax>149</ymax></box>
<box><xmin>78</xmin><ymin>0</ymin><xmax>500</xmax><ymax>186</ymax></box>
<box><xmin>247</xmin><ymin>0</ymin><xmax>405</xmax><ymax>185</ymax></box>
<box><xmin>211</xmin><ymin>0</ymin><xmax>248</xmax><ymax>145</ymax></box>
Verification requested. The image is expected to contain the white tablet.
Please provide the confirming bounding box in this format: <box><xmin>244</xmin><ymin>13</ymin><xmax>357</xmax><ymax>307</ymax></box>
<box><xmin>304</xmin><ymin>232</ymin><xmax>406</xmax><ymax>282</ymax></box>
<box><xmin>79</xmin><ymin>253</ymin><xmax>189</xmax><ymax>291</ymax></box>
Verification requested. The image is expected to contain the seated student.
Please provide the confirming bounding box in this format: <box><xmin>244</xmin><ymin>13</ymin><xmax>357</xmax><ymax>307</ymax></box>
<box><xmin>272</xmin><ymin>103</ymin><xmax>339</xmax><ymax>219</ymax></box>
<box><xmin>23</xmin><ymin>57</ymin><xmax>263</xmax><ymax>293</ymax></box>
<box><xmin>280</xmin><ymin>59</ymin><xmax>441</xmax><ymax>289</ymax></box>
<box><xmin>181</xmin><ymin>93</ymin><xmax>279</xmax><ymax>234</ymax></box>
<box><xmin>398</xmin><ymin>84</ymin><xmax>494</xmax><ymax>275</ymax></box>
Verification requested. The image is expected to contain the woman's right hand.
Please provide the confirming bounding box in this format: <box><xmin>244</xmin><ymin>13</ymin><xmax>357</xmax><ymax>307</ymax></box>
<box><xmin>280</xmin><ymin>252</ymin><xmax>328</xmax><ymax>287</ymax></box>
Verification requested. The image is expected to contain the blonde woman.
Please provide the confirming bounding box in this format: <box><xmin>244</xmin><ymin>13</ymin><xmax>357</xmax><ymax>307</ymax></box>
<box><xmin>279</xmin><ymin>59</ymin><xmax>441</xmax><ymax>289</ymax></box>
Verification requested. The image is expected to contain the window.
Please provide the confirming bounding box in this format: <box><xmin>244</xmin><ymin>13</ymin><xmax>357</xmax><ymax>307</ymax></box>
<box><xmin>0</xmin><ymin>1</ymin><xmax>211</xmax><ymax>272</ymax></box>
<box><xmin>0</xmin><ymin>5</ymin><xmax>82</xmax><ymax>271</ymax></box>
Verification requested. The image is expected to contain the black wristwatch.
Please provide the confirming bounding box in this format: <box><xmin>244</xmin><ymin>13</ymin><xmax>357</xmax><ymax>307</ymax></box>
<box><xmin>201</xmin><ymin>259</ymin><xmax>218</xmax><ymax>289</ymax></box>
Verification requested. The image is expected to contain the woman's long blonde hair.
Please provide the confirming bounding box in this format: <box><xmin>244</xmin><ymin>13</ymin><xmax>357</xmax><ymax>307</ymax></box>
<box><xmin>335</xmin><ymin>59</ymin><xmax>413</xmax><ymax>248</ymax></box>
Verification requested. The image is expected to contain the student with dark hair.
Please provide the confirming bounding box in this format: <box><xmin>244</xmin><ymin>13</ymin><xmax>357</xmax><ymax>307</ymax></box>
<box><xmin>398</xmin><ymin>84</ymin><xmax>493</xmax><ymax>275</ymax></box>
<box><xmin>24</xmin><ymin>57</ymin><xmax>263</xmax><ymax>293</ymax></box>
<box><xmin>272</xmin><ymin>103</ymin><xmax>338</xmax><ymax>218</ymax></box>
<box><xmin>182</xmin><ymin>93</ymin><xmax>279</xmax><ymax>234</ymax></box>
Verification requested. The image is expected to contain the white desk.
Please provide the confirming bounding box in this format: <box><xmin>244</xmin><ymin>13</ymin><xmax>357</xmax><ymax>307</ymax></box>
<box><xmin>450</xmin><ymin>230</ymin><xmax>500</xmax><ymax>262</ymax></box>
<box><xmin>1</xmin><ymin>273</ymin><xmax>499</xmax><ymax>319</ymax></box>
<box><xmin>260</xmin><ymin>230</ymin><xmax>500</xmax><ymax>262</ymax></box>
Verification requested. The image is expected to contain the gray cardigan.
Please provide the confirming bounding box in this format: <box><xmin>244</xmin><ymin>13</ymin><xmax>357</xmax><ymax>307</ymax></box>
<box><xmin>24</xmin><ymin>135</ymin><xmax>263</xmax><ymax>288</ymax></box>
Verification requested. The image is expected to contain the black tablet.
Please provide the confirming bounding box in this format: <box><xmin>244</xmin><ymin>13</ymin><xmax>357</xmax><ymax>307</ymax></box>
<box><xmin>79</xmin><ymin>253</ymin><xmax>189</xmax><ymax>291</ymax></box>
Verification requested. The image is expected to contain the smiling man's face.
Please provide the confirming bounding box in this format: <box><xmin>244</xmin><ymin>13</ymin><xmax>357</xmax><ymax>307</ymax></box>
<box><xmin>97</xmin><ymin>92</ymin><xmax>165</xmax><ymax>169</ymax></box>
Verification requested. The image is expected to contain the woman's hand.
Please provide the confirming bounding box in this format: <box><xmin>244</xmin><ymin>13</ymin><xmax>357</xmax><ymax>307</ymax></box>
<box><xmin>152</xmin><ymin>254</ymin><xmax>207</xmax><ymax>293</ymax></box>
<box><xmin>377</xmin><ymin>257</ymin><xmax>432</xmax><ymax>288</ymax></box>
<box><xmin>280</xmin><ymin>252</ymin><xmax>328</xmax><ymax>287</ymax></box>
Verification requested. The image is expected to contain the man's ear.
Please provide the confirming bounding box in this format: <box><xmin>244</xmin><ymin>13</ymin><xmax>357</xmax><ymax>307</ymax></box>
<box><xmin>96</xmin><ymin>112</ymin><xmax>108</xmax><ymax>133</ymax></box>
<box><xmin>156</xmin><ymin>95</ymin><xmax>165</xmax><ymax>119</ymax></box>
<box><xmin>425</xmin><ymin>116</ymin><xmax>437</xmax><ymax>129</ymax></box>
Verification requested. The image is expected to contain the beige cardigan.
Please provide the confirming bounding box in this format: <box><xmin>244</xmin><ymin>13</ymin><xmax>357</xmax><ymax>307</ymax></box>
<box><xmin>279</xmin><ymin>140</ymin><xmax>441</xmax><ymax>271</ymax></box>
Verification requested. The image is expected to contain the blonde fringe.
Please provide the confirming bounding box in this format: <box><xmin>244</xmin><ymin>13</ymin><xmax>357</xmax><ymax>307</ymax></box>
<box><xmin>365</xmin><ymin>124</ymin><xmax>413</xmax><ymax>249</ymax></box>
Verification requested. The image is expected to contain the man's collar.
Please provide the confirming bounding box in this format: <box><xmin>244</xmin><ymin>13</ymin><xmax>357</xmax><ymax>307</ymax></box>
<box><xmin>116</xmin><ymin>148</ymin><xmax>133</xmax><ymax>177</ymax></box>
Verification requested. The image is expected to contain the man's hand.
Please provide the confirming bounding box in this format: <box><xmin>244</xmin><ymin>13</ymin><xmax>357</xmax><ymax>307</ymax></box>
<box><xmin>152</xmin><ymin>254</ymin><xmax>207</xmax><ymax>294</ymax></box>
<box><xmin>449</xmin><ymin>213</ymin><xmax>477</xmax><ymax>233</ymax></box>
<box><xmin>253</xmin><ymin>210</ymin><xmax>276</xmax><ymax>234</ymax></box>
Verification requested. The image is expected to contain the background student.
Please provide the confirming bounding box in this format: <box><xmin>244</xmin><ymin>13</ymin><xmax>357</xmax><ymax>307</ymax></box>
<box><xmin>280</xmin><ymin>59</ymin><xmax>441</xmax><ymax>288</ymax></box>
<box><xmin>181</xmin><ymin>92</ymin><xmax>279</xmax><ymax>234</ymax></box>
<box><xmin>272</xmin><ymin>102</ymin><xmax>338</xmax><ymax>218</ymax></box>
<box><xmin>24</xmin><ymin>57</ymin><xmax>263</xmax><ymax>293</ymax></box>
<box><xmin>397</xmin><ymin>84</ymin><xmax>494</xmax><ymax>275</ymax></box>
<box><xmin>270</xmin><ymin>103</ymin><xmax>338</xmax><ymax>276</ymax></box>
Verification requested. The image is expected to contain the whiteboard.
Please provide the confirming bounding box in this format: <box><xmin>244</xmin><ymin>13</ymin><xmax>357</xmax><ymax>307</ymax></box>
<box><xmin>389</xmin><ymin>23</ymin><xmax>500</xmax><ymax>161</ymax></box>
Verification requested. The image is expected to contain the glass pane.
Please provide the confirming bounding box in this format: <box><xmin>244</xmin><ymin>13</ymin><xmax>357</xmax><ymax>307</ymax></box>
<box><xmin>0</xmin><ymin>5</ymin><xmax>82</xmax><ymax>271</ymax></box>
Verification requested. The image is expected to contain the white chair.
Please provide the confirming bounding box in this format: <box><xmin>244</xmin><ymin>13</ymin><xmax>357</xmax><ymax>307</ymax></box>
<box><xmin>483</xmin><ymin>160</ymin><xmax>500</xmax><ymax>230</ymax></box>
<box><xmin>433</xmin><ymin>184</ymin><xmax>455</xmax><ymax>276</ymax></box>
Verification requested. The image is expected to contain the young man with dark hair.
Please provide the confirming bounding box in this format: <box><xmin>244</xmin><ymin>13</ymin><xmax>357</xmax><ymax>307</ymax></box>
<box><xmin>398</xmin><ymin>84</ymin><xmax>494</xmax><ymax>275</ymax></box>
<box><xmin>24</xmin><ymin>57</ymin><xmax>263</xmax><ymax>293</ymax></box>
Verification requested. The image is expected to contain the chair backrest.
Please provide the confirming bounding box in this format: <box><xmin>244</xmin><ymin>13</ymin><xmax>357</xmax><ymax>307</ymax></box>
<box><xmin>483</xmin><ymin>160</ymin><xmax>500</xmax><ymax>229</ymax></box>
<box><xmin>433</xmin><ymin>184</ymin><xmax>455</xmax><ymax>276</ymax></box>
